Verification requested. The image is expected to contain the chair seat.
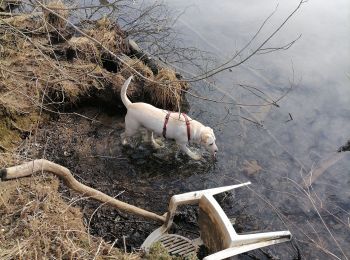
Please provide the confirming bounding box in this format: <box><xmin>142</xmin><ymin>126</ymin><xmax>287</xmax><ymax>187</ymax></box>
<box><xmin>151</xmin><ymin>233</ymin><xmax>198</xmax><ymax>257</ymax></box>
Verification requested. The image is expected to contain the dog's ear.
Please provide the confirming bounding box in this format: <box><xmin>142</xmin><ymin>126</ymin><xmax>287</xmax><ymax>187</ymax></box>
<box><xmin>201</xmin><ymin>133</ymin><xmax>210</xmax><ymax>144</ymax></box>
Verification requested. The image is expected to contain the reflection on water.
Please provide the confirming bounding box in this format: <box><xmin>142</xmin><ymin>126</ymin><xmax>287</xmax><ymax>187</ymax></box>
<box><xmin>160</xmin><ymin>0</ymin><xmax>350</xmax><ymax>259</ymax></box>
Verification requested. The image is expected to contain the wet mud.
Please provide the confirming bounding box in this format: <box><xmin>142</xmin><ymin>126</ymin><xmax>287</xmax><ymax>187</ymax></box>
<box><xmin>33</xmin><ymin>104</ymin><xmax>216</xmax><ymax>251</ymax></box>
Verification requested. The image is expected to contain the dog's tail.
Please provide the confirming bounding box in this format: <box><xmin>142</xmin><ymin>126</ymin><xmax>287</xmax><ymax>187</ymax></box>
<box><xmin>121</xmin><ymin>76</ymin><xmax>133</xmax><ymax>108</ymax></box>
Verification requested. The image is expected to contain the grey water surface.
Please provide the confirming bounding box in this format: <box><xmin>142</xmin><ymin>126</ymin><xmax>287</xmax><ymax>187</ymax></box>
<box><xmin>159</xmin><ymin>0</ymin><xmax>350</xmax><ymax>259</ymax></box>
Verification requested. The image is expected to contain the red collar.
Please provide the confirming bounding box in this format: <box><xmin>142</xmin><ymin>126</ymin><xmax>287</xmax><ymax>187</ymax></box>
<box><xmin>163</xmin><ymin>112</ymin><xmax>191</xmax><ymax>142</ymax></box>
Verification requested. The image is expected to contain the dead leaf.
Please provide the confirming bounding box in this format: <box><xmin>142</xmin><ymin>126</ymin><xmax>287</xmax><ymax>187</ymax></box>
<box><xmin>242</xmin><ymin>160</ymin><xmax>262</xmax><ymax>176</ymax></box>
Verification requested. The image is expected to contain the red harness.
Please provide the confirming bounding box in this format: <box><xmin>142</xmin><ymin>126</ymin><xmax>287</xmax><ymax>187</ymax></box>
<box><xmin>162</xmin><ymin>111</ymin><xmax>191</xmax><ymax>142</ymax></box>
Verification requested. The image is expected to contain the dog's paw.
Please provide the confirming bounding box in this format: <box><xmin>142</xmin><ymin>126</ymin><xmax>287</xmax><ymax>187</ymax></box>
<box><xmin>153</xmin><ymin>139</ymin><xmax>165</xmax><ymax>149</ymax></box>
<box><xmin>120</xmin><ymin>133</ymin><xmax>127</xmax><ymax>146</ymax></box>
<box><xmin>152</xmin><ymin>142</ymin><xmax>162</xmax><ymax>149</ymax></box>
<box><xmin>191</xmin><ymin>154</ymin><xmax>202</xmax><ymax>161</ymax></box>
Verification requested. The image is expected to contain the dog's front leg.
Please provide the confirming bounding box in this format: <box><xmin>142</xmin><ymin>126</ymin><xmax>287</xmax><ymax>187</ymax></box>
<box><xmin>178</xmin><ymin>143</ymin><xmax>201</xmax><ymax>160</ymax></box>
<box><xmin>120</xmin><ymin>132</ymin><xmax>128</xmax><ymax>145</ymax></box>
<box><xmin>147</xmin><ymin>131</ymin><xmax>164</xmax><ymax>149</ymax></box>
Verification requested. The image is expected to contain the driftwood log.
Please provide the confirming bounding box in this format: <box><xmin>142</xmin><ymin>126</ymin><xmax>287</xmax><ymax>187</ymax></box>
<box><xmin>0</xmin><ymin>159</ymin><xmax>166</xmax><ymax>223</ymax></box>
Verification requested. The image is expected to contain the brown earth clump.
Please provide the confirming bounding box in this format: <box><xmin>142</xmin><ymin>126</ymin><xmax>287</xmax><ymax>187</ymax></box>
<box><xmin>120</xmin><ymin>58</ymin><xmax>189</xmax><ymax>110</ymax></box>
<box><xmin>87</xmin><ymin>16</ymin><xmax>128</xmax><ymax>55</ymax></box>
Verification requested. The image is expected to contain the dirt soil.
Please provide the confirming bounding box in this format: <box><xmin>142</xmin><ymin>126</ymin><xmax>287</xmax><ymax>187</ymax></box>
<box><xmin>26</xmin><ymin>103</ymin><xmax>215</xmax><ymax>252</ymax></box>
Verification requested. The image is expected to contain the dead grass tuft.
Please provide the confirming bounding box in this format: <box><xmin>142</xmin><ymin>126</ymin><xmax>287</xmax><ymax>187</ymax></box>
<box><xmin>121</xmin><ymin>57</ymin><xmax>155</xmax><ymax>80</ymax></box>
<box><xmin>146</xmin><ymin>68</ymin><xmax>188</xmax><ymax>109</ymax></box>
<box><xmin>145</xmin><ymin>242</ymin><xmax>198</xmax><ymax>260</ymax></box>
<box><xmin>68</xmin><ymin>36</ymin><xmax>100</xmax><ymax>61</ymax></box>
<box><xmin>0</xmin><ymin>175</ymin><xmax>139</xmax><ymax>260</ymax></box>
<box><xmin>42</xmin><ymin>1</ymin><xmax>68</xmax><ymax>30</ymax></box>
<box><xmin>87</xmin><ymin>17</ymin><xmax>128</xmax><ymax>54</ymax></box>
<box><xmin>119</xmin><ymin>58</ymin><xmax>189</xmax><ymax>109</ymax></box>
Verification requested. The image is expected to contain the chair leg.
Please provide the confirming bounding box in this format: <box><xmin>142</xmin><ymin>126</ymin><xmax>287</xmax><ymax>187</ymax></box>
<box><xmin>204</xmin><ymin>237</ymin><xmax>291</xmax><ymax>260</ymax></box>
<box><xmin>231</xmin><ymin>231</ymin><xmax>291</xmax><ymax>247</ymax></box>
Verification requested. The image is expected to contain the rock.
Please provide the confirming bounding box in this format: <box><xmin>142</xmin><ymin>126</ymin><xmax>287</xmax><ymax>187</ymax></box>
<box><xmin>63</xmin><ymin>151</ymin><xmax>72</xmax><ymax>157</ymax></box>
<box><xmin>128</xmin><ymin>39</ymin><xmax>142</xmax><ymax>54</ymax></box>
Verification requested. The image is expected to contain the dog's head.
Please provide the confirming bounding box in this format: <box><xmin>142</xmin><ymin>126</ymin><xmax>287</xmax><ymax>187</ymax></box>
<box><xmin>200</xmin><ymin>127</ymin><xmax>218</xmax><ymax>158</ymax></box>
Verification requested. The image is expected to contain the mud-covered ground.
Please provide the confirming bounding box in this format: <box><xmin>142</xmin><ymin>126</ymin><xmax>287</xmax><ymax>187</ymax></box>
<box><xmin>29</xmin><ymin>104</ymin><xmax>212</xmax><ymax>251</ymax></box>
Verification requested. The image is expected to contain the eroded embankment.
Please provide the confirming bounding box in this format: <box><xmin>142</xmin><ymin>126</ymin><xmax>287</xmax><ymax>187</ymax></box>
<box><xmin>0</xmin><ymin>1</ymin><xmax>191</xmax><ymax>259</ymax></box>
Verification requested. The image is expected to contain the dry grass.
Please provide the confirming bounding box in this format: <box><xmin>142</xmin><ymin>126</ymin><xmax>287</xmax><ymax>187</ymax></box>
<box><xmin>0</xmin><ymin>13</ymin><xmax>123</xmax><ymax>149</ymax></box>
<box><xmin>120</xmin><ymin>57</ymin><xmax>155</xmax><ymax>80</ymax></box>
<box><xmin>146</xmin><ymin>68</ymin><xmax>188</xmax><ymax>109</ymax></box>
<box><xmin>87</xmin><ymin>16</ymin><xmax>128</xmax><ymax>55</ymax></box>
<box><xmin>42</xmin><ymin>1</ymin><xmax>68</xmax><ymax>31</ymax></box>
<box><xmin>146</xmin><ymin>242</ymin><xmax>198</xmax><ymax>260</ymax></box>
<box><xmin>120</xmin><ymin>58</ymin><xmax>188</xmax><ymax>109</ymax></box>
<box><xmin>68</xmin><ymin>36</ymin><xmax>100</xmax><ymax>61</ymax></box>
<box><xmin>0</xmin><ymin>174</ymin><xmax>139</xmax><ymax>260</ymax></box>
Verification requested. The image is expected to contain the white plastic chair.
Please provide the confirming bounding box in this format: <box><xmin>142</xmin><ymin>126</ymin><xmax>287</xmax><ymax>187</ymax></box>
<box><xmin>142</xmin><ymin>182</ymin><xmax>291</xmax><ymax>259</ymax></box>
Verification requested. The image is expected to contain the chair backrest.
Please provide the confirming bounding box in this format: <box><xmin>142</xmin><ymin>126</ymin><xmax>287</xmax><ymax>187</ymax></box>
<box><xmin>198</xmin><ymin>194</ymin><xmax>236</xmax><ymax>253</ymax></box>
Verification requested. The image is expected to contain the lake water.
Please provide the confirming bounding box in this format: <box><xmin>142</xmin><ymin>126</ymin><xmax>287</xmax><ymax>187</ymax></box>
<box><xmin>156</xmin><ymin>0</ymin><xmax>350</xmax><ymax>259</ymax></box>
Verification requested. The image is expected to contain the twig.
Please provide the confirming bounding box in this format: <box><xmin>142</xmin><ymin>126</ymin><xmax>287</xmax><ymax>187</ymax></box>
<box><xmin>123</xmin><ymin>235</ymin><xmax>127</xmax><ymax>253</ymax></box>
<box><xmin>183</xmin><ymin>0</ymin><xmax>306</xmax><ymax>82</ymax></box>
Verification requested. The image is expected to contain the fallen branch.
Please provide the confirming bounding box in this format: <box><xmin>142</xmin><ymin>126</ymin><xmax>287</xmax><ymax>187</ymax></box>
<box><xmin>0</xmin><ymin>159</ymin><xmax>166</xmax><ymax>223</ymax></box>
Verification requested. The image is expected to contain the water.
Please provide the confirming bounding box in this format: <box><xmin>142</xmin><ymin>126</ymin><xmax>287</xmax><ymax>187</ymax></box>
<box><xmin>156</xmin><ymin>0</ymin><xmax>350</xmax><ymax>259</ymax></box>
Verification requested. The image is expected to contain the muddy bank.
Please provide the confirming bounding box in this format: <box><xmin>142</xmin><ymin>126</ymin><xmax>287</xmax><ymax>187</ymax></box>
<box><xmin>31</xmin><ymin>105</ymin><xmax>215</xmax><ymax>250</ymax></box>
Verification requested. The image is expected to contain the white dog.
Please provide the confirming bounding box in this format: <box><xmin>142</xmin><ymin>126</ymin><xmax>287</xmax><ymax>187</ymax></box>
<box><xmin>120</xmin><ymin>76</ymin><xmax>218</xmax><ymax>160</ymax></box>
